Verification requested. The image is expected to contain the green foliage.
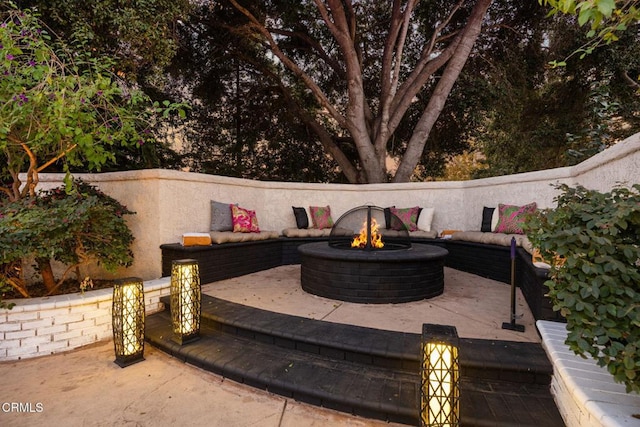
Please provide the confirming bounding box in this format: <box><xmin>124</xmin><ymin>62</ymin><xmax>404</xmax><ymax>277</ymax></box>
<box><xmin>0</xmin><ymin>5</ymin><xmax>187</xmax><ymax>200</ymax></box>
<box><xmin>0</xmin><ymin>180</ymin><xmax>135</xmax><ymax>299</ymax></box>
<box><xmin>469</xmin><ymin>2</ymin><xmax>639</xmax><ymax>178</ymax></box>
<box><xmin>566</xmin><ymin>75</ymin><xmax>621</xmax><ymax>164</ymax></box>
<box><xmin>540</xmin><ymin>0</ymin><xmax>640</xmax><ymax>62</ymax></box>
<box><xmin>526</xmin><ymin>184</ymin><xmax>640</xmax><ymax>393</ymax></box>
<box><xmin>13</xmin><ymin>0</ymin><xmax>191</xmax><ymax>82</ymax></box>
<box><xmin>0</xmin><ymin>278</ymin><xmax>16</xmax><ymax>309</ymax></box>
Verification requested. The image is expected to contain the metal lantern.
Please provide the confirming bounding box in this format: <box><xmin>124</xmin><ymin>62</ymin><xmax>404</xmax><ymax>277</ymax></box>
<box><xmin>420</xmin><ymin>324</ymin><xmax>460</xmax><ymax>427</ymax></box>
<box><xmin>112</xmin><ymin>277</ymin><xmax>145</xmax><ymax>367</ymax></box>
<box><xmin>170</xmin><ymin>259</ymin><xmax>201</xmax><ymax>345</ymax></box>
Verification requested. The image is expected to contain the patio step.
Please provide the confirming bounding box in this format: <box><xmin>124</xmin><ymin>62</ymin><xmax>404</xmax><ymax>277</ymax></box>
<box><xmin>145</xmin><ymin>295</ymin><xmax>564</xmax><ymax>426</ymax></box>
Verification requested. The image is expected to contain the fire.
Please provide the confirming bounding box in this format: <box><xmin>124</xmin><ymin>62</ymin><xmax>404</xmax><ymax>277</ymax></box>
<box><xmin>351</xmin><ymin>217</ymin><xmax>384</xmax><ymax>249</ymax></box>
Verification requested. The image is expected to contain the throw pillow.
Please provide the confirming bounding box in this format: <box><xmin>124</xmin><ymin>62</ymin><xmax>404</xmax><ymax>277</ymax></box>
<box><xmin>491</xmin><ymin>208</ymin><xmax>500</xmax><ymax>231</ymax></box>
<box><xmin>231</xmin><ymin>205</ymin><xmax>261</xmax><ymax>233</ymax></box>
<box><xmin>309</xmin><ymin>206</ymin><xmax>334</xmax><ymax>229</ymax></box>
<box><xmin>417</xmin><ymin>207</ymin><xmax>435</xmax><ymax>232</ymax></box>
<box><xmin>389</xmin><ymin>206</ymin><xmax>421</xmax><ymax>231</ymax></box>
<box><xmin>494</xmin><ymin>202</ymin><xmax>537</xmax><ymax>234</ymax></box>
<box><xmin>210</xmin><ymin>200</ymin><xmax>235</xmax><ymax>231</ymax></box>
<box><xmin>481</xmin><ymin>207</ymin><xmax>494</xmax><ymax>232</ymax></box>
<box><xmin>292</xmin><ymin>206</ymin><xmax>309</xmax><ymax>229</ymax></box>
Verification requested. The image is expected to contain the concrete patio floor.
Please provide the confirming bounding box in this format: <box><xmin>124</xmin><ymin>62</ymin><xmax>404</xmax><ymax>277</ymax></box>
<box><xmin>202</xmin><ymin>265</ymin><xmax>540</xmax><ymax>343</ymax></box>
<box><xmin>0</xmin><ymin>266</ymin><xmax>541</xmax><ymax>426</ymax></box>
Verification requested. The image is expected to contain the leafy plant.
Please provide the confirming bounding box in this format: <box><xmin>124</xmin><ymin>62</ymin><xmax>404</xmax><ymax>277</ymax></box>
<box><xmin>526</xmin><ymin>183</ymin><xmax>640</xmax><ymax>393</ymax></box>
<box><xmin>566</xmin><ymin>74</ymin><xmax>621</xmax><ymax>164</ymax></box>
<box><xmin>540</xmin><ymin>0</ymin><xmax>640</xmax><ymax>63</ymax></box>
<box><xmin>0</xmin><ymin>180</ymin><xmax>135</xmax><ymax>299</ymax></box>
<box><xmin>0</xmin><ymin>4</ymin><xmax>187</xmax><ymax>201</ymax></box>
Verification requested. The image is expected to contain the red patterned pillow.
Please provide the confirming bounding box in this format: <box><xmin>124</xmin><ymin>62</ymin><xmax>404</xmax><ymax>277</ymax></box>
<box><xmin>309</xmin><ymin>206</ymin><xmax>334</xmax><ymax>229</ymax></box>
<box><xmin>389</xmin><ymin>206</ymin><xmax>421</xmax><ymax>231</ymax></box>
<box><xmin>494</xmin><ymin>202</ymin><xmax>537</xmax><ymax>234</ymax></box>
<box><xmin>231</xmin><ymin>205</ymin><xmax>261</xmax><ymax>233</ymax></box>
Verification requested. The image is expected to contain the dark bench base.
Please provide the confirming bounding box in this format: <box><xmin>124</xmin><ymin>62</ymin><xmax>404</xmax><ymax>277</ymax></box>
<box><xmin>161</xmin><ymin>237</ymin><xmax>562</xmax><ymax>321</ymax></box>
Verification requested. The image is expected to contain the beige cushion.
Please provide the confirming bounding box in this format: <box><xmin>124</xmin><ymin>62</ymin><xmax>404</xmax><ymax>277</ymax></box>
<box><xmin>379</xmin><ymin>229</ymin><xmax>438</xmax><ymax>239</ymax></box>
<box><xmin>410</xmin><ymin>230</ymin><xmax>439</xmax><ymax>239</ymax></box>
<box><xmin>209</xmin><ymin>230</ymin><xmax>279</xmax><ymax>244</ymax></box>
<box><xmin>281</xmin><ymin>227</ymin><xmax>352</xmax><ymax>238</ymax></box>
<box><xmin>283</xmin><ymin>227</ymin><xmax>438</xmax><ymax>240</ymax></box>
<box><xmin>282</xmin><ymin>228</ymin><xmax>332</xmax><ymax>238</ymax></box>
<box><xmin>451</xmin><ymin>231</ymin><xmax>532</xmax><ymax>252</ymax></box>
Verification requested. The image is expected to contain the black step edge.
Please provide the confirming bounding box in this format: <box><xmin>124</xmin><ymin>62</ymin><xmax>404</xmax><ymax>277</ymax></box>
<box><xmin>163</xmin><ymin>294</ymin><xmax>421</xmax><ymax>372</ymax></box>
<box><xmin>459</xmin><ymin>338</ymin><xmax>554</xmax><ymax>385</ymax></box>
<box><xmin>159</xmin><ymin>295</ymin><xmax>554</xmax><ymax>385</ymax></box>
<box><xmin>145</xmin><ymin>311</ymin><xmax>419</xmax><ymax>425</ymax></box>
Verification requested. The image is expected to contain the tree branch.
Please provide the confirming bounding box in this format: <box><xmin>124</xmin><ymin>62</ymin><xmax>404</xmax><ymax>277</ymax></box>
<box><xmin>268</xmin><ymin>27</ymin><xmax>346</xmax><ymax>77</ymax></box>
<box><xmin>377</xmin><ymin>0</ymin><xmax>418</xmax><ymax>151</ymax></box>
<box><xmin>37</xmin><ymin>144</ymin><xmax>78</xmax><ymax>172</ymax></box>
<box><xmin>228</xmin><ymin>0</ymin><xmax>348</xmax><ymax>129</ymax></box>
<box><xmin>393</xmin><ymin>0</ymin><xmax>493</xmax><ymax>182</ymax></box>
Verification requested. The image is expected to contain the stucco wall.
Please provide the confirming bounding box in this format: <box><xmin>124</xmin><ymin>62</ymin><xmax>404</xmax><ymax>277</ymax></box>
<box><xmin>32</xmin><ymin>132</ymin><xmax>640</xmax><ymax>281</ymax></box>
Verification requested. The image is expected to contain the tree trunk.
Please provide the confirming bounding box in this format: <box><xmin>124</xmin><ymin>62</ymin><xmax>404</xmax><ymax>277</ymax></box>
<box><xmin>36</xmin><ymin>257</ymin><xmax>57</xmax><ymax>293</ymax></box>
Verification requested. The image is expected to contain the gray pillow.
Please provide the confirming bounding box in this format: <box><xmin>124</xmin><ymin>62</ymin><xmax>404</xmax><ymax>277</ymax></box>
<box><xmin>210</xmin><ymin>200</ymin><xmax>234</xmax><ymax>231</ymax></box>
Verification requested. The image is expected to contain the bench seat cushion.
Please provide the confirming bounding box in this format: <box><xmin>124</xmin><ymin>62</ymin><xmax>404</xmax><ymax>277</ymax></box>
<box><xmin>281</xmin><ymin>227</ymin><xmax>352</xmax><ymax>238</ymax></box>
<box><xmin>451</xmin><ymin>231</ymin><xmax>533</xmax><ymax>252</ymax></box>
<box><xmin>384</xmin><ymin>229</ymin><xmax>438</xmax><ymax>239</ymax></box>
<box><xmin>209</xmin><ymin>230</ymin><xmax>279</xmax><ymax>244</ymax></box>
<box><xmin>282</xmin><ymin>227</ymin><xmax>438</xmax><ymax>239</ymax></box>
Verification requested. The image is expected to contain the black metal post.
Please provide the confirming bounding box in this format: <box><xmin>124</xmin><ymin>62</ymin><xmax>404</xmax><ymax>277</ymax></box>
<box><xmin>502</xmin><ymin>237</ymin><xmax>525</xmax><ymax>332</ymax></box>
<box><xmin>365</xmin><ymin>205</ymin><xmax>372</xmax><ymax>251</ymax></box>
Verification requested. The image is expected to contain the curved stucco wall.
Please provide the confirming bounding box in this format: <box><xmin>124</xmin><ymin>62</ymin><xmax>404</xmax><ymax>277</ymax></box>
<box><xmin>32</xmin><ymin>132</ymin><xmax>639</xmax><ymax>281</ymax></box>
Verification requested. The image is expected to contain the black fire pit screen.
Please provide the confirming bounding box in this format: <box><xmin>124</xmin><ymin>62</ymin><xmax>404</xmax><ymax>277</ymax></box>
<box><xmin>329</xmin><ymin>205</ymin><xmax>411</xmax><ymax>250</ymax></box>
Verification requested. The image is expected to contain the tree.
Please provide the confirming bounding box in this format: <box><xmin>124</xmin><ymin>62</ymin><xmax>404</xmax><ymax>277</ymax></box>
<box><xmin>0</xmin><ymin>181</ymin><xmax>135</xmax><ymax>297</ymax></box>
<box><xmin>462</xmin><ymin>1</ymin><xmax>640</xmax><ymax>177</ymax></box>
<box><xmin>539</xmin><ymin>0</ymin><xmax>640</xmax><ymax>63</ymax></box>
<box><xmin>13</xmin><ymin>0</ymin><xmax>191</xmax><ymax>84</ymax></box>
<box><xmin>0</xmin><ymin>5</ymin><xmax>185</xmax><ymax>201</ymax></box>
<box><xmin>211</xmin><ymin>0</ymin><xmax>493</xmax><ymax>183</ymax></box>
<box><xmin>0</xmin><ymin>5</ymin><xmax>185</xmax><ymax>292</ymax></box>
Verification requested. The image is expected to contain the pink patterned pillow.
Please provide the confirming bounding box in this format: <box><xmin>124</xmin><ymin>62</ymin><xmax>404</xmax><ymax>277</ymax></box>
<box><xmin>309</xmin><ymin>206</ymin><xmax>334</xmax><ymax>229</ymax></box>
<box><xmin>231</xmin><ymin>205</ymin><xmax>261</xmax><ymax>233</ymax></box>
<box><xmin>494</xmin><ymin>202</ymin><xmax>537</xmax><ymax>234</ymax></box>
<box><xmin>389</xmin><ymin>206</ymin><xmax>421</xmax><ymax>231</ymax></box>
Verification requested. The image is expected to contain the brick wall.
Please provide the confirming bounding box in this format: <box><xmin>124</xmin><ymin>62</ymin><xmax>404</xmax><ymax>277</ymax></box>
<box><xmin>0</xmin><ymin>278</ymin><xmax>170</xmax><ymax>361</ymax></box>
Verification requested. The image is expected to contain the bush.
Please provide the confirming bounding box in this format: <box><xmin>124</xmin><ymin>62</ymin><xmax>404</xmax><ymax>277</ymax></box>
<box><xmin>0</xmin><ymin>180</ymin><xmax>135</xmax><ymax>299</ymax></box>
<box><xmin>526</xmin><ymin>183</ymin><xmax>640</xmax><ymax>393</ymax></box>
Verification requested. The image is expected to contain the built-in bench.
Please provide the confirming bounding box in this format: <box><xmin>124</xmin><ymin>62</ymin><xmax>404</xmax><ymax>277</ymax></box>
<box><xmin>160</xmin><ymin>234</ymin><xmax>561</xmax><ymax>322</ymax></box>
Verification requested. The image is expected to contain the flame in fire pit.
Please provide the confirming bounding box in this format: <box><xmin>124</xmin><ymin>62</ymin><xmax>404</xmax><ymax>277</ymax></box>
<box><xmin>351</xmin><ymin>217</ymin><xmax>384</xmax><ymax>249</ymax></box>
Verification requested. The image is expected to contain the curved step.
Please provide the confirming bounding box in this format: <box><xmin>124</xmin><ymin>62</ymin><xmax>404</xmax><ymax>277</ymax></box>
<box><xmin>146</xmin><ymin>296</ymin><xmax>564</xmax><ymax>426</ymax></box>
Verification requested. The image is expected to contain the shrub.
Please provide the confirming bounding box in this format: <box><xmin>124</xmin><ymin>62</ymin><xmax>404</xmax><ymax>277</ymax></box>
<box><xmin>0</xmin><ymin>180</ymin><xmax>135</xmax><ymax>299</ymax></box>
<box><xmin>526</xmin><ymin>183</ymin><xmax>640</xmax><ymax>393</ymax></box>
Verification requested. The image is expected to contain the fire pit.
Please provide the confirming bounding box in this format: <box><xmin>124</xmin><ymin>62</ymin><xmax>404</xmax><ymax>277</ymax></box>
<box><xmin>299</xmin><ymin>205</ymin><xmax>448</xmax><ymax>303</ymax></box>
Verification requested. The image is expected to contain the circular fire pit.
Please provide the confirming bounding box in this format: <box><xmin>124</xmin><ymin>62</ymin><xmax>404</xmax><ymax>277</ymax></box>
<box><xmin>299</xmin><ymin>242</ymin><xmax>448</xmax><ymax>304</ymax></box>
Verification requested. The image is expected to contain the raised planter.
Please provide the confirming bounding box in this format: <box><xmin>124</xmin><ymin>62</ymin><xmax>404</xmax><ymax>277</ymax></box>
<box><xmin>0</xmin><ymin>277</ymin><xmax>170</xmax><ymax>361</ymax></box>
<box><xmin>538</xmin><ymin>320</ymin><xmax>640</xmax><ymax>427</ymax></box>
